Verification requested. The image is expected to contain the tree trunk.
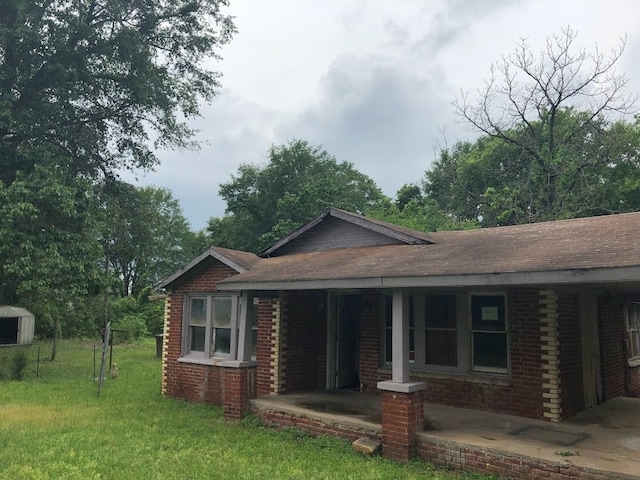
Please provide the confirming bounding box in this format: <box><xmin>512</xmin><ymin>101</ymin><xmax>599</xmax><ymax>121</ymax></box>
<box><xmin>50</xmin><ymin>316</ymin><xmax>61</xmax><ymax>361</ymax></box>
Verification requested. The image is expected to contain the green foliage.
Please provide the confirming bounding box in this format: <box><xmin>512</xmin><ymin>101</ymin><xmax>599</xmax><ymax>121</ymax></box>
<box><xmin>109</xmin><ymin>288</ymin><xmax>164</xmax><ymax>339</ymax></box>
<box><xmin>445</xmin><ymin>28</ymin><xmax>638</xmax><ymax>227</ymax></box>
<box><xmin>9</xmin><ymin>348</ymin><xmax>29</xmax><ymax>380</ymax></box>
<box><xmin>101</xmin><ymin>182</ymin><xmax>201</xmax><ymax>296</ymax></box>
<box><xmin>0</xmin><ymin>0</ymin><xmax>235</xmax><ymax>343</ymax></box>
<box><xmin>209</xmin><ymin>139</ymin><xmax>387</xmax><ymax>252</ymax></box>
<box><xmin>426</xmin><ymin>114</ymin><xmax>640</xmax><ymax>227</ymax></box>
<box><xmin>0</xmin><ymin>0</ymin><xmax>236</xmax><ymax>185</ymax></box>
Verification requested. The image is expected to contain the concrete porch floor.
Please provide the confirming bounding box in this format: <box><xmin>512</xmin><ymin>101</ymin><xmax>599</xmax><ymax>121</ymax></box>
<box><xmin>251</xmin><ymin>391</ymin><xmax>640</xmax><ymax>479</ymax></box>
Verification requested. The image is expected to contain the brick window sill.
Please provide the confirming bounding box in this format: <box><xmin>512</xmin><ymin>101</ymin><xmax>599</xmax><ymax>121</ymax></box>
<box><xmin>629</xmin><ymin>358</ymin><xmax>640</xmax><ymax>368</ymax></box>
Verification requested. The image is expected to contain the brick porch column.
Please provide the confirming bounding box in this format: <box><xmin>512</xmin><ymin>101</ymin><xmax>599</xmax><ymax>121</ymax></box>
<box><xmin>221</xmin><ymin>362</ymin><xmax>257</xmax><ymax>419</ymax></box>
<box><xmin>377</xmin><ymin>381</ymin><xmax>426</xmax><ymax>461</ymax></box>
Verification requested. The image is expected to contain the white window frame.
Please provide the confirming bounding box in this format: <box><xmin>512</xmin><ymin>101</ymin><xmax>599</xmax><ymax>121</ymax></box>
<box><xmin>469</xmin><ymin>293</ymin><xmax>509</xmax><ymax>375</ymax></box>
<box><xmin>381</xmin><ymin>291</ymin><xmax>508</xmax><ymax>377</ymax></box>
<box><xmin>181</xmin><ymin>293</ymin><xmax>240</xmax><ymax>362</ymax></box>
<box><xmin>625</xmin><ymin>302</ymin><xmax>640</xmax><ymax>365</ymax></box>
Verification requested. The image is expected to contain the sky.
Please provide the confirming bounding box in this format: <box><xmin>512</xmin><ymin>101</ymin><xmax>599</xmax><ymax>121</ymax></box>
<box><xmin>124</xmin><ymin>0</ymin><xmax>640</xmax><ymax>230</ymax></box>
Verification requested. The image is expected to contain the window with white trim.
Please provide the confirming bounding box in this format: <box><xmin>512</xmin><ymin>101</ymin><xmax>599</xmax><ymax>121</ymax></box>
<box><xmin>470</xmin><ymin>295</ymin><xmax>508</xmax><ymax>373</ymax></box>
<box><xmin>425</xmin><ymin>295</ymin><xmax>458</xmax><ymax>367</ymax></box>
<box><xmin>626</xmin><ymin>302</ymin><xmax>640</xmax><ymax>362</ymax></box>
<box><xmin>184</xmin><ymin>294</ymin><xmax>238</xmax><ymax>359</ymax></box>
<box><xmin>381</xmin><ymin>292</ymin><xmax>508</xmax><ymax>376</ymax></box>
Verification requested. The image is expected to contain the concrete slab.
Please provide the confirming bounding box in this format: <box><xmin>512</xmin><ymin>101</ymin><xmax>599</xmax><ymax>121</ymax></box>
<box><xmin>250</xmin><ymin>391</ymin><xmax>640</xmax><ymax>479</ymax></box>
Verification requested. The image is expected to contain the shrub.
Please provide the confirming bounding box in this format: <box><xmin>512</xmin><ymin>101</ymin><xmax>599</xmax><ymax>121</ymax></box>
<box><xmin>10</xmin><ymin>348</ymin><xmax>29</xmax><ymax>380</ymax></box>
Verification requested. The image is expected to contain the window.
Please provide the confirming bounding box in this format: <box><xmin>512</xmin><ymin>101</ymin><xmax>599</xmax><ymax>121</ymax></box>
<box><xmin>184</xmin><ymin>294</ymin><xmax>238</xmax><ymax>359</ymax></box>
<box><xmin>470</xmin><ymin>295</ymin><xmax>508</xmax><ymax>373</ymax></box>
<box><xmin>381</xmin><ymin>292</ymin><xmax>508</xmax><ymax>376</ymax></box>
<box><xmin>425</xmin><ymin>295</ymin><xmax>457</xmax><ymax>367</ymax></box>
<box><xmin>626</xmin><ymin>302</ymin><xmax>640</xmax><ymax>362</ymax></box>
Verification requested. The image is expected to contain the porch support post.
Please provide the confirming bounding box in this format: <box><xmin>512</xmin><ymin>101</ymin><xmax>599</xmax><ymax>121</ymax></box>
<box><xmin>220</xmin><ymin>290</ymin><xmax>257</xmax><ymax>420</ymax></box>
<box><xmin>377</xmin><ymin>289</ymin><xmax>426</xmax><ymax>462</ymax></box>
<box><xmin>237</xmin><ymin>291</ymin><xmax>253</xmax><ymax>362</ymax></box>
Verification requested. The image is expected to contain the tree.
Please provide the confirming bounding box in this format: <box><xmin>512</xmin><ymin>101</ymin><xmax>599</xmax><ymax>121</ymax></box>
<box><xmin>209</xmin><ymin>140</ymin><xmax>387</xmax><ymax>252</ymax></box>
<box><xmin>102</xmin><ymin>183</ymin><xmax>199</xmax><ymax>297</ymax></box>
<box><xmin>449</xmin><ymin>27</ymin><xmax>637</xmax><ymax>224</ymax></box>
<box><xmin>0</xmin><ymin>0</ymin><xmax>236</xmax><ymax>184</ymax></box>
<box><xmin>426</xmin><ymin>114</ymin><xmax>640</xmax><ymax>226</ymax></box>
<box><xmin>0</xmin><ymin>157</ymin><xmax>103</xmax><ymax>359</ymax></box>
<box><xmin>0</xmin><ymin>1</ymin><xmax>234</xmax><ymax>346</ymax></box>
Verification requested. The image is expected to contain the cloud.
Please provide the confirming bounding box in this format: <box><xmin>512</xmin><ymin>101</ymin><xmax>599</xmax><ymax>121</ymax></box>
<box><xmin>276</xmin><ymin>54</ymin><xmax>460</xmax><ymax>198</ymax></box>
<box><xmin>128</xmin><ymin>93</ymin><xmax>284</xmax><ymax>229</ymax></box>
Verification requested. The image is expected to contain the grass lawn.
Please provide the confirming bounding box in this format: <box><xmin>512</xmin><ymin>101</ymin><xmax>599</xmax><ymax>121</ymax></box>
<box><xmin>0</xmin><ymin>339</ymin><xmax>497</xmax><ymax>479</ymax></box>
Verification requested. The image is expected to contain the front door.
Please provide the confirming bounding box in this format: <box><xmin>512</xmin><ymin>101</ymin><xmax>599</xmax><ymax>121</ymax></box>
<box><xmin>335</xmin><ymin>294</ymin><xmax>360</xmax><ymax>389</ymax></box>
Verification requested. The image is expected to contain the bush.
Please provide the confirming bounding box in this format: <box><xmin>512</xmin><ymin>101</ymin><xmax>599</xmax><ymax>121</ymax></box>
<box><xmin>10</xmin><ymin>348</ymin><xmax>29</xmax><ymax>380</ymax></box>
<box><xmin>111</xmin><ymin>314</ymin><xmax>149</xmax><ymax>343</ymax></box>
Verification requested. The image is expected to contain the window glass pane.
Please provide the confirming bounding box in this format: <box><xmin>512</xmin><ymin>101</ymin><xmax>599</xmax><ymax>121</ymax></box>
<box><xmin>213</xmin><ymin>327</ymin><xmax>231</xmax><ymax>355</ymax></box>
<box><xmin>471</xmin><ymin>296</ymin><xmax>505</xmax><ymax>331</ymax></box>
<box><xmin>251</xmin><ymin>330</ymin><xmax>257</xmax><ymax>358</ymax></box>
<box><xmin>473</xmin><ymin>332</ymin><xmax>507</xmax><ymax>369</ymax></box>
<box><xmin>427</xmin><ymin>295</ymin><xmax>456</xmax><ymax>328</ymax></box>
<box><xmin>384</xmin><ymin>295</ymin><xmax>392</xmax><ymax>328</ymax></box>
<box><xmin>190</xmin><ymin>298</ymin><xmax>206</xmax><ymax>326</ymax></box>
<box><xmin>384</xmin><ymin>328</ymin><xmax>392</xmax><ymax>364</ymax></box>
<box><xmin>213</xmin><ymin>297</ymin><xmax>232</xmax><ymax>328</ymax></box>
<box><xmin>629</xmin><ymin>303</ymin><xmax>640</xmax><ymax>330</ymax></box>
<box><xmin>190</xmin><ymin>326</ymin><xmax>205</xmax><ymax>352</ymax></box>
<box><xmin>426</xmin><ymin>330</ymin><xmax>457</xmax><ymax>366</ymax></box>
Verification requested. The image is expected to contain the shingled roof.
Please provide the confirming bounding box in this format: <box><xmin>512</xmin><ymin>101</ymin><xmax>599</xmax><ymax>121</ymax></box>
<box><xmin>157</xmin><ymin>246</ymin><xmax>260</xmax><ymax>289</ymax></box>
<box><xmin>217</xmin><ymin>212</ymin><xmax>640</xmax><ymax>291</ymax></box>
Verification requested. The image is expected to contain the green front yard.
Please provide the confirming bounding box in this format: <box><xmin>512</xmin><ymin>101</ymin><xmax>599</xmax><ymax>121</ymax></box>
<box><xmin>0</xmin><ymin>339</ymin><xmax>495</xmax><ymax>479</ymax></box>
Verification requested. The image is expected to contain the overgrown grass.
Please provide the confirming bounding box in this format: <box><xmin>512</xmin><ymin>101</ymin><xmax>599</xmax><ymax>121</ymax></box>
<box><xmin>0</xmin><ymin>339</ymin><xmax>497</xmax><ymax>479</ymax></box>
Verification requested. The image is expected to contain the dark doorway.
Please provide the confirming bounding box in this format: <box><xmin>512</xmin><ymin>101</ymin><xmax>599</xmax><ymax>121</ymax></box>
<box><xmin>335</xmin><ymin>294</ymin><xmax>360</xmax><ymax>389</ymax></box>
<box><xmin>0</xmin><ymin>317</ymin><xmax>19</xmax><ymax>345</ymax></box>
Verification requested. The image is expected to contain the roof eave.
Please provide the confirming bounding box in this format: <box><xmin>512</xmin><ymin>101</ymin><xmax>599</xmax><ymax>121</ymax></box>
<box><xmin>216</xmin><ymin>266</ymin><xmax>640</xmax><ymax>292</ymax></box>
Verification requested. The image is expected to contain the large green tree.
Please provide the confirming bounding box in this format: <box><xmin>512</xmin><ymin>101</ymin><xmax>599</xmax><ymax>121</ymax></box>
<box><xmin>0</xmin><ymin>0</ymin><xmax>235</xmax><ymax>345</ymax></box>
<box><xmin>0</xmin><ymin>0</ymin><xmax>235</xmax><ymax>184</ymax></box>
<box><xmin>430</xmin><ymin>27</ymin><xmax>638</xmax><ymax>226</ymax></box>
<box><xmin>426</xmin><ymin>113</ymin><xmax>640</xmax><ymax>226</ymax></box>
<box><xmin>208</xmin><ymin>140</ymin><xmax>387</xmax><ymax>252</ymax></box>
<box><xmin>101</xmin><ymin>183</ymin><xmax>200</xmax><ymax>297</ymax></box>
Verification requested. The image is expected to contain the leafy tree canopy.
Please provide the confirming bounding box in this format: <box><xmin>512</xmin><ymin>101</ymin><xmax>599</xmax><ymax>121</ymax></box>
<box><xmin>208</xmin><ymin>140</ymin><xmax>387</xmax><ymax>252</ymax></box>
<box><xmin>427</xmin><ymin>27</ymin><xmax>639</xmax><ymax>227</ymax></box>
<box><xmin>0</xmin><ymin>0</ymin><xmax>235</xmax><ymax>184</ymax></box>
<box><xmin>101</xmin><ymin>182</ymin><xmax>202</xmax><ymax>297</ymax></box>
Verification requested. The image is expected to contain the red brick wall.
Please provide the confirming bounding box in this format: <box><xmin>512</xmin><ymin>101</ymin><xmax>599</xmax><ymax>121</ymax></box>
<box><xmin>557</xmin><ymin>293</ymin><xmax>584</xmax><ymax>418</ymax></box>
<box><xmin>163</xmin><ymin>257</ymin><xmax>241</xmax><ymax>404</ymax></box>
<box><xmin>256</xmin><ymin>297</ymin><xmax>276</xmax><ymax>396</ymax></box>
<box><xmin>280</xmin><ymin>290</ymin><xmax>327</xmax><ymax>392</ymax></box>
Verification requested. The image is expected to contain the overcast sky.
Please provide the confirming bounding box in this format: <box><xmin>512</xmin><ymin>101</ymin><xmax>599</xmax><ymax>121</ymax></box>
<box><xmin>124</xmin><ymin>0</ymin><xmax>640</xmax><ymax>230</ymax></box>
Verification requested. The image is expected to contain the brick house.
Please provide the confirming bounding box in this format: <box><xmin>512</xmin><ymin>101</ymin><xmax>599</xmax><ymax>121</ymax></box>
<box><xmin>157</xmin><ymin>208</ymin><xmax>640</xmax><ymax>461</ymax></box>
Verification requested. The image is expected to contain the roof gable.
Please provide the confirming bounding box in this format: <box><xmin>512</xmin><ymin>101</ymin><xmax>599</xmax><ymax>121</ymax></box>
<box><xmin>260</xmin><ymin>208</ymin><xmax>434</xmax><ymax>257</ymax></box>
<box><xmin>156</xmin><ymin>246</ymin><xmax>260</xmax><ymax>290</ymax></box>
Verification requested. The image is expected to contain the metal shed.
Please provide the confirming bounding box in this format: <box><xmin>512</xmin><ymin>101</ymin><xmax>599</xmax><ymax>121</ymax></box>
<box><xmin>0</xmin><ymin>306</ymin><xmax>35</xmax><ymax>346</ymax></box>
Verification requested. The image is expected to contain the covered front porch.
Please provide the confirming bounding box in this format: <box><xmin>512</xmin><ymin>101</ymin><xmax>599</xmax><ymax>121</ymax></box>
<box><xmin>251</xmin><ymin>390</ymin><xmax>640</xmax><ymax>480</ymax></box>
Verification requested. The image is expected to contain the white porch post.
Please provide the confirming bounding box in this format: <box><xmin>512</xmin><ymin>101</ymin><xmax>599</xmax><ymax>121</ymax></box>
<box><xmin>392</xmin><ymin>288</ymin><xmax>410</xmax><ymax>383</ymax></box>
<box><xmin>236</xmin><ymin>291</ymin><xmax>253</xmax><ymax>362</ymax></box>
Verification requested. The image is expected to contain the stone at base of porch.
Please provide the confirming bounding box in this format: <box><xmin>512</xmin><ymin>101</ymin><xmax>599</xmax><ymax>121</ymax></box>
<box><xmin>221</xmin><ymin>361</ymin><xmax>257</xmax><ymax>419</ymax></box>
<box><xmin>378</xmin><ymin>380</ymin><xmax>427</xmax><ymax>462</ymax></box>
